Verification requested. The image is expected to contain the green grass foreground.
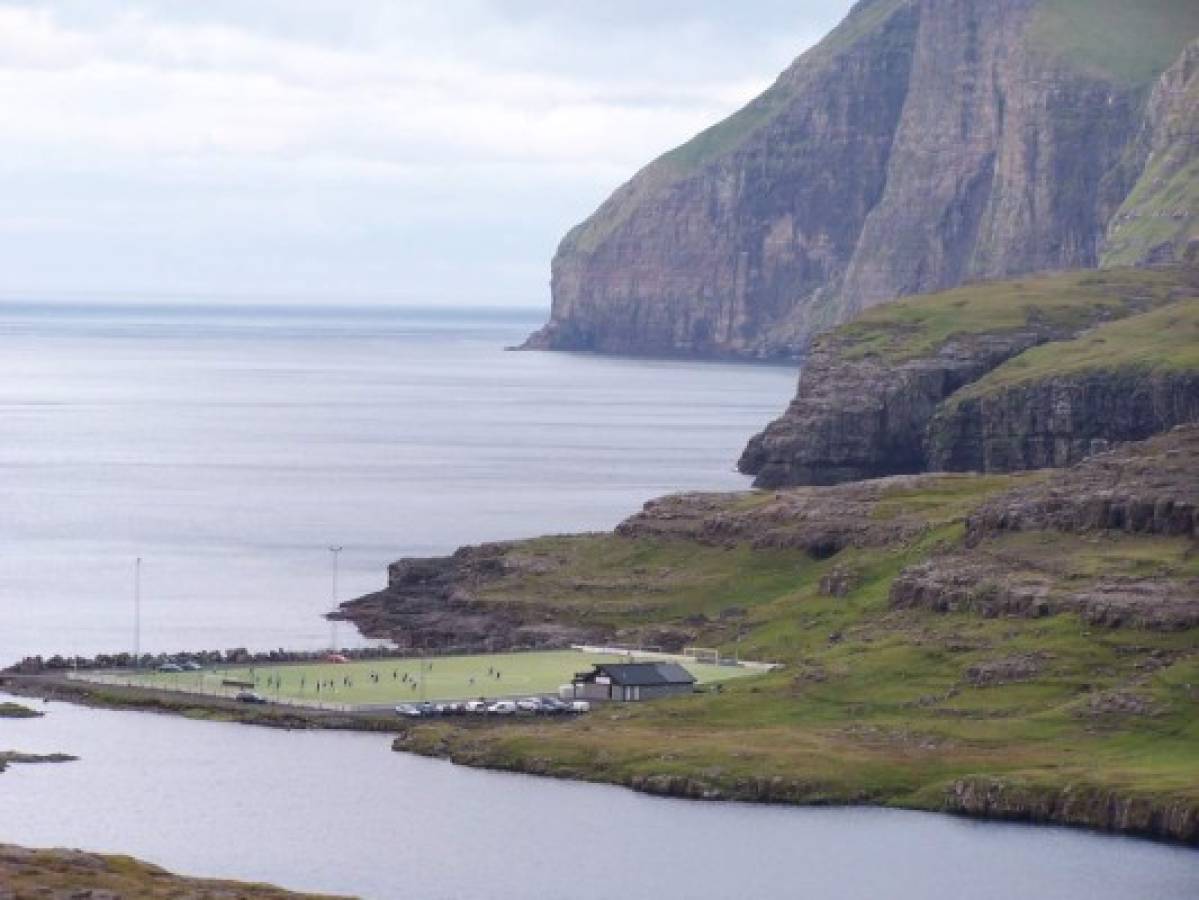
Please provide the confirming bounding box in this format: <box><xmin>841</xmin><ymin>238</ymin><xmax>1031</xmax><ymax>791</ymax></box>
<box><xmin>114</xmin><ymin>651</ymin><xmax>750</xmax><ymax>706</ymax></box>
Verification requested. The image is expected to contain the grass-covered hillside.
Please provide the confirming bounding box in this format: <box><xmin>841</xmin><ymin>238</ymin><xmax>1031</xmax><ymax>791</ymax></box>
<box><xmin>389</xmin><ymin>428</ymin><xmax>1199</xmax><ymax>843</ymax></box>
<box><xmin>1030</xmin><ymin>0</ymin><xmax>1199</xmax><ymax>84</ymax></box>
<box><xmin>946</xmin><ymin>299</ymin><xmax>1199</xmax><ymax>399</ymax></box>
<box><xmin>837</xmin><ymin>266</ymin><xmax>1198</xmax><ymax>362</ymax></box>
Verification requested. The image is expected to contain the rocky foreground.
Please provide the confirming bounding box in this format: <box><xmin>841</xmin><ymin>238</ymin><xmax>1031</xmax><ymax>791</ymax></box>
<box><xmin>351</xmin><ymin>426</ymin><xmax>1199</xmax><ymax>844</ymax></box>
<box><xmin>0</xmin><ymin>844</ymin><xmax>342</xmax><ymax>900</ymax></box>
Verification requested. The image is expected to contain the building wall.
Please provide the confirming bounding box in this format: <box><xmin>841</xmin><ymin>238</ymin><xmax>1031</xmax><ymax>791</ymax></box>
<box><xmin>572</xmin><ymin>681</ymin><xmax>693</xmax><ymax>702</ymax></box>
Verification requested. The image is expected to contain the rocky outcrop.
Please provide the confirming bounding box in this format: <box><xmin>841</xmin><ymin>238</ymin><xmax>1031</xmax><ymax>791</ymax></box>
<box><xmin>1104</xmin><ymin>37</ymin><xmax>1199</xmax><ymax>267</ymax></box>
<box><xmin>738</xmin><ymin>326</ymin><xmax>1054</xmax><ymax>487</ymax></box>
<box><xmin>616</xmin><ymin>474</ymin><xmax>959</xmax><ymax>554</ymax></box>
<box><xmin>739</xmin><ymin>268</ymin><xmax>1199</xmax><ymax>487</ymax></box>
<box><xmin>889</xmin><ymin>560</ymin><xmax>1199</xmax><ymax>630</ymax></box>
<box><xmin>0</xmin><ymin>751</ymin><xmax>76</xmax><ymax>774</ymax></box>
<box><xmin>526</xmin><ymin>0</ymin><xmax>1199</xmax><ymax>359</ymax></box>
<box><xmin>889</xmin><ymin>426</ymin><xmax>1199</xmax><ymax>629</ymax></box>
<box><xmin>334</xmin><ymin>545</ymin><xmax>602</xmax><ymax>652</ymax></box>
<box><xmin>964</xmin><ymin>424</ymin><xmax>1199</xmax><ymax>539</ymax></box>
<box><xmin>943</xmin><ymin>778</ymin><xmax>1199</xmax><ymax>845</ymax></box>
<box><xmin>927</xmin><ymin>370</ymin><xmax>1199</xmax><ymax>472</ymax></box>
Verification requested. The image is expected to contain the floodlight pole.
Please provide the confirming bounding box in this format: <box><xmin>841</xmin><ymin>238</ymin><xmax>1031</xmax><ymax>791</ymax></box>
<box><xmin>328</xmin><ymin>546</ymin><xmax>342</xmax><ymax>652</ymax></box>
<box><xmin>133</xmin><ymin>557</ymin><xmax>142</xmax><ymax>669</ymax></box>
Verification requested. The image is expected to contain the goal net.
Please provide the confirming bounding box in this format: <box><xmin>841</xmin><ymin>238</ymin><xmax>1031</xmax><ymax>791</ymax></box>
<box><xmin>683</xmin><ymin>647</ymin><xmax>720</xmax><ymax>665</ymax></box>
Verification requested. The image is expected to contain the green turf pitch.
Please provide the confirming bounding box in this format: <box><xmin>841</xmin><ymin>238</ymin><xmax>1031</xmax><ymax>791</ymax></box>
<box><xmin>124</xmin><ymin>651</ymin><xmax>752</xmax><ymax>705</ymax></box>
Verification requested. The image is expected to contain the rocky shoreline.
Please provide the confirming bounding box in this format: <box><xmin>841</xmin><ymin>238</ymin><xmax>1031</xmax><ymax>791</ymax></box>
<box><xmin>0</xmin><ymin>843</ymin><xmax>344</xmax><ymax>899</ymax></box>
<box><xmin>392</xmin><ymin>729</ymin><xmax>1199</xmax><ymax>847</ymax></box>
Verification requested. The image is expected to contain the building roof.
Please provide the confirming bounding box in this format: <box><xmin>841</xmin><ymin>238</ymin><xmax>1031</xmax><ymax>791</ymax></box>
<box><xmin>577</xmin><ymin>662</ymin><xmax>697</xmax><ymax>686</ymax></box>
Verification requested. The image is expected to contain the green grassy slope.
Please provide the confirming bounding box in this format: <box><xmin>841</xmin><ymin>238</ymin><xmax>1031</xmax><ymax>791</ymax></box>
<box><xmin>396</xmin><ymin>473</ymin><xmax>1199</xmax><ymax>838</ymax></box>
<box><xmin>834</xmin><ymin>267</ymin><xmax>1198</xmax><ymax>362</ymax></box>
<box><xmin>1029</xmin><ymin>0</ymin><xmax>1199</xmax><ymax>84</ymax></box>
<box><xmin>947</xmin><ymin>299</ymin><xmax>1199</xmax><ymax>400</ymax></box>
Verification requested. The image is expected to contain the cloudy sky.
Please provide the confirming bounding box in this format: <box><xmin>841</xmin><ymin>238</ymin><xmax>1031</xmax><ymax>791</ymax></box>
<box><xmin>0</xmin><ymin>1</ymin><xmax>853</xmax><ymax>307</ymax></box>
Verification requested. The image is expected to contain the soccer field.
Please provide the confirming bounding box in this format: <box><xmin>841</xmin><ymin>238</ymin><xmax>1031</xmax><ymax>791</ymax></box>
<box><xmin>117</xmin><ymin>650</ymin><xmax>752</xmax><ymax>706</ymax></box>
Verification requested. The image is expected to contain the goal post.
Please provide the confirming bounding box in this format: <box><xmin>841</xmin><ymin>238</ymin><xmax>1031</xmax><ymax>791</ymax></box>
<box><xmin>683</xmin><ymin>647</ymin><xmax>720</xmax><ymax>665</ymax></box>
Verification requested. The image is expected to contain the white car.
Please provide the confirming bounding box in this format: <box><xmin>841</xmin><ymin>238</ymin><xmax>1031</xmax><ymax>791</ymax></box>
<box><xmin>516</xmin><ymin>698</ymin><xmax>542</xmax><ymax>713</ymax></box>
<box><xmin>570</xmin><ymin>700</ymin><xmax>591</xmax><ymax>713</ymax></box>
<box><xmin>464</xmin><ymin>700</ymin><xmax>488</xmax><ymax>714</ymax></box>
<box><xmin>486</xmin><ymin>700</ymin><xmax>517</xmax><ymax>716</ymax></box>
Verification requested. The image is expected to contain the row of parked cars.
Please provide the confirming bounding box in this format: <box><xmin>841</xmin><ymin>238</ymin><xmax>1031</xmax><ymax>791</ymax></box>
<box><xmin>156</xmin><ymin>661</ymin><xmax>204</xmax><ymax>673</ymax></box>
<box><xmin>395</xmin><ymin>697</ymin><xmax>590</xmax><ymax>718</ymax></box>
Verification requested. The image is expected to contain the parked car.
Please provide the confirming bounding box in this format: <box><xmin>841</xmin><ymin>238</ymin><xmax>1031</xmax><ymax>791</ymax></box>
<box><xmin>486</xmin><ymin>700</ymin><xmax>517</xmax><ymax>716</ymax></box>
<box><xmin>180</xmin><ymin>661</ymin><xmax>203</xmax><ymax>671</ymax></box>
<box><xmin>464</xmin><ymin>700</ymin><xmax>488</xmax><ymax>714</ymax></box>
<box><xmin>157</xmin><ymin>662</ymin><xmax>183</xmax><ymax>673</ymax></box>
<box><xmin>569</xmin><ymin>700</ymin><xmax>591</xmax><ymax>714</ymax></box>
<box><xmin>416</xmin><ymin>702</ymin><xmax>437</xmax><ymax>717</ymax></box>
<box><xmin>442</xmin><ymin>702</ymin><xmax>466</xmax><ymax>715</ymax></box>
<box><xmin>235</xmin><ymin>691</ymin><xmax>267</xmax><ymax>704</ymax></box>
<box><xmin>538</xmin><ymin>698</ymin><xmax>568</xmax><ymax>715</ymax></box>
<box><xmin>516</xmin><ymin>697</ymin><xmax>542</xmax><ymax>713</ymax></box>
<box><xmin>395</xmin><ymin>703</ymin><xmax>423</xmax><ymax>718</ymax></box>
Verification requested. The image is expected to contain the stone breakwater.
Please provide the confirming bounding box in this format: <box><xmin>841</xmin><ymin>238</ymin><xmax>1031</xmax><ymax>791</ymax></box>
<box><xmin>4</xmin><ymin>644</ymin><xmax>404</xmax><ymax>676</ymax></box>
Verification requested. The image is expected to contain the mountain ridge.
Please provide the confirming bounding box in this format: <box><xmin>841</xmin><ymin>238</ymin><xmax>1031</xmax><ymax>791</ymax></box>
<box><xmin>524</xmin><ymin>0</ymin><xmax>1199</xmax><ymax>360</ymax></box>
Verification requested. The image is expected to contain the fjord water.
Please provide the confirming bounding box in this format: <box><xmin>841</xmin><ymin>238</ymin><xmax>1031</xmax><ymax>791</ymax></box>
<box><xmin>3</xmin><ymin>700</ymin><xmax>1197</xmax><ymax>900</ymax></box>
<box><xmin>2</xmin><ymin>305</ymin><xmax>1197</xmax><ymax>898</ymax></box>
<box><xmin>0</xmin><ymin>303</ymin><xmax>796</xmax><ymax>664</ymax></box>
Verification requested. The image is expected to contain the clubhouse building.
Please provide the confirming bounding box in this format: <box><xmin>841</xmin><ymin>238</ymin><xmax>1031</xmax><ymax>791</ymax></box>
<box><xmin>571</xmin><ymin>661</ymin><xmax>697</xmax><ymax>703</ymax></box>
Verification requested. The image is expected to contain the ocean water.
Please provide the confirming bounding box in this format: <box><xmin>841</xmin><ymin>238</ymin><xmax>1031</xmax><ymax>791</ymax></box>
<box><xmin>0</xmin><ymin>304</ymin><xmax>797</xmax><ymax>663</ymax></box>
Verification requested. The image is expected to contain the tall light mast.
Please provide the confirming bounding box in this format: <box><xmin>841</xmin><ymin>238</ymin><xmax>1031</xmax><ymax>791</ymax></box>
<box><xmin>328</xmin><ymin>546</ymin><xmax>343</xmax><ymax>652</ymax></box>
<box><xmin>133</xmin><ymin>556</ymin><xmax>142</xmax><ymax>669</ymax></box>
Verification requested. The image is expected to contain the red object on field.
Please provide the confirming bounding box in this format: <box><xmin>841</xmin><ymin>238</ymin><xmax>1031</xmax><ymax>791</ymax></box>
<box><xmin>323</xmin><ymin>653</ymin><xmax>349</xmax><ymax>664</ymax></box>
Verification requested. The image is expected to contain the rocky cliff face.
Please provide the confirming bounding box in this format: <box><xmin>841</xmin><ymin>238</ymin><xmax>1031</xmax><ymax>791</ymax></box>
<box><xmin>739</xmin><ymin>267</ymin><xmax>1199</xmax><ymax>487</ymax></box>
<box><xmin>738</xmin><ymin>326</ymin><xmax>1053</xmax><ymax>487</ymax></box>
<box><xmin>927</xmin><ymin>370</ymin><xmax>1199</xmax><ymax>472</ymax></box>
<box><xmin>1104</xmin><ymin>37</ymin><xmax>1199</xmax><ymax>267</ymax></box>
<box><xmin>525</xmin><ymin>0</ymin><xmax>1199</xmax><ymax>359</ymax></box>
<box><xmin>332</xmin><ymin>546</ymin><xmax>601</xmax><ymax>652</ymax></box>
<box><xmin>891</xmin><ymin>424</ymin><xmax>1199</xmax><ymax>631</ymax></box>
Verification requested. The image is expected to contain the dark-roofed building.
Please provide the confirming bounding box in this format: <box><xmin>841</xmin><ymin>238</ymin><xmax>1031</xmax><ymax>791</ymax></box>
<box><xmin>571</xmin><ymin>661</ymin><xmax>697</xmax><ymax>702</ymax></box>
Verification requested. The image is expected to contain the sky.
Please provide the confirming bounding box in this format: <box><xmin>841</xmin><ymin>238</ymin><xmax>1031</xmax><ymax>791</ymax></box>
<box><xmin>0</xmin><ymin>1</ymin><xmax>854</xmax><ymax>307</ymax></box>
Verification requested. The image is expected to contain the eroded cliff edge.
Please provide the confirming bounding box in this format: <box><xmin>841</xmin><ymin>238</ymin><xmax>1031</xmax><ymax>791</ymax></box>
<box><xmin>739</xmin><ymin>267</ymin><xmax>1199</xmax><ymax>488</ymax></box>
<box><xmin>525</xmin><ymin>0</ymin><xmax>1199</xmax><ymax>359</ymax></box>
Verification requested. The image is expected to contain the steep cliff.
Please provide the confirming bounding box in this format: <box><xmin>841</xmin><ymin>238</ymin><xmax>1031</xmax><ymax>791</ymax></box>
<box><xmin>525</xmin><ymin>0</ymin><xmax>1199</xmax><ymax>359</ymax></box>
<box><xmin>926</xmin><ymin>302</ymin><xmax>1199</xmax><ymax>471</ymax></box>
<box><xmin>739</xmin><ymin>267</ymin><xmax>1199</xmax><ymax>487</ymax></box>
<box><xmin>1104</xmin><ymin>37</ymin><xmax>1199</xmax><ymax>267</ymax></box>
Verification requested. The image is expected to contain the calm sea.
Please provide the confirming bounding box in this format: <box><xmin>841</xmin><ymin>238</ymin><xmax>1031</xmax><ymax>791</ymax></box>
<box><xmin>0</xmin><ymin>303</ymin><xmax>797</xmax><ymax>663</ymax></box>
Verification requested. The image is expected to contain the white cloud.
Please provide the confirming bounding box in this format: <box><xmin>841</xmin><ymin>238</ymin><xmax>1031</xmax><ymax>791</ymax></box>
<box><xmin>0</xmin><ymin>1</ymin><xmax>853</xmax><ymax>305</ymax></box>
